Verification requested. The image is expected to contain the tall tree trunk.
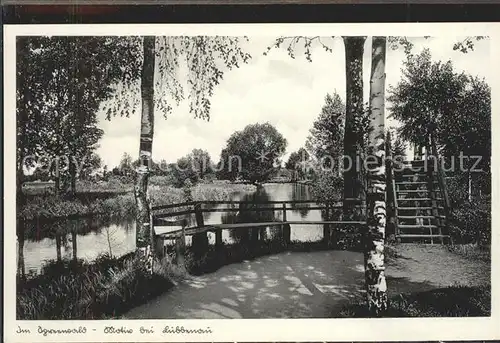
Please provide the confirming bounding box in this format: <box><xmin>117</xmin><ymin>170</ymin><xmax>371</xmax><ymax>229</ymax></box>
<box><xmin>55</xmin><ymin>234</ymin><xmax>62</xmax><ymax>262</ymax></box>
<box><xmin>342</xmin><ymin>36</ymin><xmax>366</xmax><ymax>220</ymax></box>
<box><xmin>17</xmin><ymin>38</ymin><xmax>28</xmax><ymax>279</ymax></box>
<box><xmin>72</xmin><ymin>230</ymin><xmax>78</xmax><ymax>261</ymax></box>
<box><xmin>17</xmin><ymin>165</ymin><xmax>26</xmax><ymax>278</ymax></box>
<box><xmin>365</xmin><ymin>36</ymin><xmax>388</xmax><ymax>316</ymax></box>
<box><xmin>69</xmin><ymin>159</ymin><xmax>77</xmax><ymax>197</ymax></box>
<box><xmin>54</xmin><ymin>163</ymin><xmax>61</xmax><ymax>196</ymax></box>
<box><xmin>135</xmin><ymin>36</ymin><xmax>156</xmax><ymax>274</ymax></box>
<box><xmin>385</xmin><ymin>131</ymin><xmax>396</xmax><ymax>237</ymax></box>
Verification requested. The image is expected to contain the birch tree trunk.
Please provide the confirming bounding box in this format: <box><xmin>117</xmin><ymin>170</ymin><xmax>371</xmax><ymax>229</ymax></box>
<box><xmin>135</xmin><ymin>36</ymin><xmax>155</xmax><ymax>274</ymax></box>
<box><xmin>365</xmin><ymin>36</ymin><xmax>388</xmax><ymax>315</ymax></box>
<box><xmin>342</xmin><ymin>36</ymin><xmax>366</xmax><ymax>220</ymax></box>
<box><xmin>17</xmin><ymin>162</ymin><xmax>26</xmax><ymax>278</ymax></box>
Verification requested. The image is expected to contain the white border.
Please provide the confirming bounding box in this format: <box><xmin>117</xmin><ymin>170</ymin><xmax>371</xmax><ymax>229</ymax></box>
<box><xmin>4</xmin><ymin>23</ymin><xmax>500</xmax><ymax>342</ymax></box>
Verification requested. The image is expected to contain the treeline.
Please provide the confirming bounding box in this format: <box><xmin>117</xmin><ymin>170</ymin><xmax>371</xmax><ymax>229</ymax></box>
<box><xmin>17</xmin><ymin>37</ymin><xmax>135</xmax><ymax>197</ymax></box>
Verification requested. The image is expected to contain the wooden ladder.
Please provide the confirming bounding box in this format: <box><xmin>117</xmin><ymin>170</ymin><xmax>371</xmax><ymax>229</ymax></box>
<box><xmin>392</xmin><ymin>159</ymin><xmax>451</xmax><ymax>244</ymax></box>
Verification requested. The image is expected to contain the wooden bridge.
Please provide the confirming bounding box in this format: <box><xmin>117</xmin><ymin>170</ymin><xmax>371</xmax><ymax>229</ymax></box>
<box><xmin>149</xmin><ymin>198</ymin><xmax>366</xmax><ymax>260</ymax></box>
<box><xmin>147</xmin><ymin>147</ymin><xmax>454</xmax><ymax>261</ymax></box>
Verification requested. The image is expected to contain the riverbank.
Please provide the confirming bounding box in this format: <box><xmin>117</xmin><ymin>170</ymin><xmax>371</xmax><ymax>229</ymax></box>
<box><xmin>18</xmin><ymin>178</ymin><xmax>257</xmax><ymax>221</ymax></box>
<box><xmin>18</xmin><ymin>238</ymin><xmax>491</xmax><ymax>319</ymax></box>
<box><xmin>17</xmin><ymin>238</ymin><xmax>334</xmax><ymax>320</ymax></box>
<box><xmin>17</xmin><ymin>253</ymin><xmax>186</xmax><ymax>320</ymax></box>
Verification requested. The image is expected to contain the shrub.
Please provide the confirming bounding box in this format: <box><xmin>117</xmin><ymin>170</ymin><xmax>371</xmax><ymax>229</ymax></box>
<box><xmin>449</xmin><ymin>196</ymin><xmax>491</xmax><ymax>246</ymax></box>
<box><xmin>17</xmin><ymin>254</ymin><xmax>180</xmax><ymax>320</ymax></box>
<box><xmin>310</xmin><ymin>171</ymin><xmax>343</xmax><ymax>203</ymax></box>
<box><xmin>338</xmin><ymin>285</ymin><xmax>491</xmax><ymax>317</ymax></box>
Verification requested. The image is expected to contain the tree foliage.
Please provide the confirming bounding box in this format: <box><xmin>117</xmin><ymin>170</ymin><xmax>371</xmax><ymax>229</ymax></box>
<box><xmin>286</xmin><ymin>147</ymin><xmax>311</xmax><ymax>180</ymax></box>
<box><xmin>170</xmin><ymin>149</ymin><xmax>213</xmax><ymax>187</ymax></box>
<box><xmin>102</xmin><ymin>36</ymin><xmax>252</xmax><ymax>121</ymax></box>
<box><xmin>440</xmin><ymin>76</ymin><xmax>491</xmax><ymax>169</ymax></box>
<box><xmin>305</xmin><ymin>92</ymin><xmax>345</xmax><ymax>175</ymax></box>
<box><xmin>388</xmin><ymin>48</ymin><xmax>490</xmax><ymax>170</ymax></box>
<box><xmin>17</xmin><ymin>36</ymin><xmax>128</xmax><ymax>193</ymax></box>
<box><xmin>388</xmin><ymin>49</ymin><xmax>467</xmax><ymax>146</ymax></box>
<box><xmin>217</xmin><ymin>123</ymin><xmax>287</xmax><ymax>183</ymax></box>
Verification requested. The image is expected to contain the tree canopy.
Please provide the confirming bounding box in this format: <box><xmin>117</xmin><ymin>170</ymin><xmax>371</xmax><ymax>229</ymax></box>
<box><xmin>305</xmin><ymin>92</ymin><xmax>345</xmax><ymax>175</ymax></box>
<box><xmin>217</xmin><ymin>123</ymin><xmax>287</xmax><ymax>183</ymax></box>
<box><xmin>388</xmin><ymin>48</ymin><xmax>490</xmax><ymax>169</ymax></box>
<box><xmin>102</xmin><ymin>36</ymin><xmax>252</xmax><ymax>121</ymax></box>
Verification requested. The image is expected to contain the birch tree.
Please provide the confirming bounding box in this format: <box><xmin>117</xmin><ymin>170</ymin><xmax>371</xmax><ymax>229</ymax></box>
<box><xmin>102</xmin><ymin>36</ymin><xmax>251</xmax><ymax>273</ymax></box>
<box><xmin>365</xmin><ymin>36</ymin><xmax>388</xmax><ymax>315</ymax></box>
<box><xmin>265</xmin><ymin>36</ymin><xmax>368</xmax><ymax>217</ymax></box>
<box><xmin>342</xmin><ymin>37</ymin><xmax>367</xmax><ymax>219</ymax></box>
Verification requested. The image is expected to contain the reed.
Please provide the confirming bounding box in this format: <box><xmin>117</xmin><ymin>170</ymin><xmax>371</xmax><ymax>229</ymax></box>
<box><xmin>16</xmin><ymin>254</ymin><xmax>185</xmax><ymax>320</ymax></box>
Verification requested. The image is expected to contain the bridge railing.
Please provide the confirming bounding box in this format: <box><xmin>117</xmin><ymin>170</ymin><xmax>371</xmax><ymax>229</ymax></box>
<box><xmin>149</xmin><ymin>198</ymin><xmax>366</xmax><ymax>261</ymax></box>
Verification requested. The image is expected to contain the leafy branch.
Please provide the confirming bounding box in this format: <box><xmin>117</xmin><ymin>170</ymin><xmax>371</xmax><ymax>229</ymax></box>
<box><xmin>263</xmin><ymin>36</ymin><xmax>335</xmax><ymax>62</ymax></box>
<box><xmin>102</xmin><ymin>36</ymin><xmax>252</xmax><ymax>122</ymax></box>
<box><xmin>453</xmin><ymin>36</ymin><xmax>487</xmax><ymax>54</ymax></box>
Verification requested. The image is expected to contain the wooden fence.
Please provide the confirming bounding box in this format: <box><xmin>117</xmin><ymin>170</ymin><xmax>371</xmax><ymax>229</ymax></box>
<box><xmin>149</xmin><ymin>198</ymin><xmax>366</xmax><ymax>262</ymax></box>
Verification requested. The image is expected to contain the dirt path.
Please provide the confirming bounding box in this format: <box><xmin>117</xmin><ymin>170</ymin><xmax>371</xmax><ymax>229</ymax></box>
<box><xmin>386</xmin><ymin>244</ymin><xmax>490</xmax><ymax>294</ymax></box>
<box><xmin>124</xmin><ymin>245</ymin><xmax>490</xmax><ymax>319</ymax></box>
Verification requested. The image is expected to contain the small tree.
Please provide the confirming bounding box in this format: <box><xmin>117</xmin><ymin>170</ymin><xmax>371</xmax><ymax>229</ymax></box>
<box><xmin>305</xmin><ymin>92</ymin><xmax>345</xmax><ymax>176</ymax></box>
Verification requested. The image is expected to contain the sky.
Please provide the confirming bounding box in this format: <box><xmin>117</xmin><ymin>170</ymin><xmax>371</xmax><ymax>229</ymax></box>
<box><xmin>95</xmin><ymin>36</ymin><xmax>490</xmax><ymax>169</ymax></box>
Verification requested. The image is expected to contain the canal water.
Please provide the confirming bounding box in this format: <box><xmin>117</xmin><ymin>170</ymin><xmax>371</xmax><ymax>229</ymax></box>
<box><xmin>18</xmin><ymin>183</ymin><xmax>328</xmax><ymax>275</ymax></box>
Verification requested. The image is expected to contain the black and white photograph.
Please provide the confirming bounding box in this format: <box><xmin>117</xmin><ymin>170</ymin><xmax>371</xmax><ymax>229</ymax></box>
<box><xmin>3</xmin><ymin>22</ymin><xmax>498</xmax><ymax>342</ymax></box>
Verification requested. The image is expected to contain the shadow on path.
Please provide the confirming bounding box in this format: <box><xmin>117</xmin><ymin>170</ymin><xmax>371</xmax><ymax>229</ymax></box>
<box><xmin>124</xmin><ymin>246</ymin><xmax>490</xmax><ymax>319</ymax></box>
<box><xmin>125</xmin><ymin>250</ymin><xmax>365</xmax><ymax>319</ymax></box>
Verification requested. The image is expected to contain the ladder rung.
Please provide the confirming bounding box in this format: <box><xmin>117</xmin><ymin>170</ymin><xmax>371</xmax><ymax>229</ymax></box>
<box><xmin>397</xmin><ymin>190</ymin><xmax>430</xmax><ymax>193</ymax></box>
<box><xmin>396</xmin><ymin>234</ymin><xmax>449</xmax><ymax>238</ymax></box>
<box><xmin>398</xmin><ymin>206</ymin><xmax>444</xmax><ymax>210</ymax></box>
<box><xmin>398</xmin><ymin>215</ymin><xmax>436</xmax><ymax>219</ymax></box>
<box><xmin>396</xmin><ymin>181</ymin><xmax>437</xmax><ymax>185</ymax></box>
<box><xmin>398</xmin><ymin>173</ymin><xmax>431</xmax><ymax>177</ymax></box>
<box><xmin>397</xmin><ymin>198</ymin><xmax>434</xmax><ymax>201</ymax></box>
<box><xmin>399</xmin><ymin>224</ymin><xmax>439</xmax><ymax>229</ymax></box>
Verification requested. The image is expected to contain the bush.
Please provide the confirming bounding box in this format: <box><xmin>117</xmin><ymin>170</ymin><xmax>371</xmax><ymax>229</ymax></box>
<box><xmin>17</xmin><ymin>254</ymin><xmax>181</xmax><ymax>320</ymax></box>
<box><xmin>310</xmin><ymin>171</ymin><xmax>343</xmax><ymax>203</ymax></box>
<box><xmin>339</xmin><ymin>285</ymin><xmax>490</xmax><ymax>317</ymax></box>
<box><xmin>449</xmin><ymin>196</ymin><xmax>490</xmax><ymax>246</ymax></box>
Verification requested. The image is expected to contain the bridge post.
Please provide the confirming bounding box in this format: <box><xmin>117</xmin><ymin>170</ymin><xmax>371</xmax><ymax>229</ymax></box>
<box><xmin>323</xmin><ymin>203</ymin><xmax>331</xmax><ymax>247</ymax></box>
<box><xmin>215</xmin><ymin>228</ymin><xmax>223</xmax><ymax>248</ymax></box>
<box><xmin>282</xmin><ymin>203</ymin><xmax>291</xmax><ymax>246</ymax></box>
<box><xmin>192</xmin><ymin>203</ymin><xmax>208</xmax><ymax>258</ymax></box>
<box><xmin>175</xmin><ymin>220</ymin><xmax>186</xmax><ymax>267</ymax></box>
<box><xmin>151</xmin><ymin>212</ymin><xmax>164</xmax><ymax>259</ymax></box>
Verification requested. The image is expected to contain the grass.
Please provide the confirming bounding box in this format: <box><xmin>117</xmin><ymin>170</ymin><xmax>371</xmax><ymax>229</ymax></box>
<box><xmin>17</xmin><ymin>237</ymin><xmax>331</xmax><ymax>320</ymax></box>
<box><xmin>17</xmin><ymin>178</ymin><xmax>258</xmax><ymax>320</ymax></box>
<box><xmin>447</xmin><ymin>243</ymin><xmax>491</xmax><ymax>262</ymax></box>
<box><xmin>19</xmin><ymin>177</ymin><xmax>257</xmax><ymax>221</ymax></box>
<box><xmin>18</xmin><ymin>192</ymin><xmax>136</xmax><ymax>221</ymax></box>
<box><xmin>17</xmin><ymin>253</ymin><xmax>186</xmax><ymax>320</ymax></box>
<box><xmin>338</xmin><ymin>285</ymin><xmax>491</xmax><ymax>317</ymax></box>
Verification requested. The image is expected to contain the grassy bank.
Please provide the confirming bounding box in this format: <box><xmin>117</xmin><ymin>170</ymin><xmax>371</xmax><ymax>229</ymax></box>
<box><xmin>19</xmin><ymin>178</ymin><xmax>257</xmax><ymax>221</ymax></box>
<box><xmin>338</xmin><ymin>285</ymin><xmax>490</xmax><ymax>317</ymax></box>
<box><xmin>17</xmin><ymin>238</ymin><xmax>330</xmax><ymax>320</ymax></box>
<box><xmin>17</xmin><ymin>254</ymin><xmax>186</xmax><ymax>320</ymax></box>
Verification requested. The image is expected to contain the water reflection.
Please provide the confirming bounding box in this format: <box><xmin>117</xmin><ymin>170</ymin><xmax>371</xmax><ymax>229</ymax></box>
<box><xmin>290</xmin><ymin>183</ymin><xmax>311</xmax><ymax>218</ymax></box>
<box><xmin>222</xmin><ymin>186</ymin><xmax>281</xmax><ymax>243</ymax></box>
<box><xmin>18</xmin><ymin>183</ymin><xmax>331</xmax><ymax>275</ymax></box>
<box><xmin>17</xmin><ymin>215</ymin><xmax>136</xmax><ymax>275</ymax></box>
